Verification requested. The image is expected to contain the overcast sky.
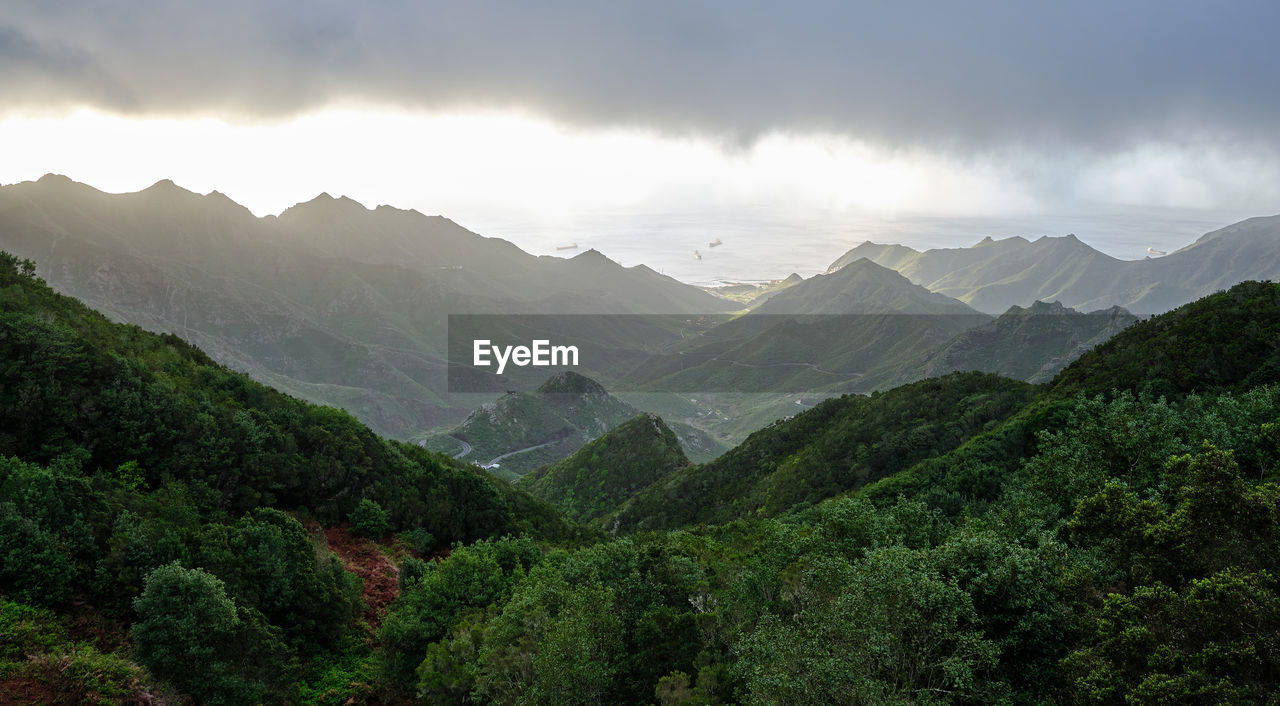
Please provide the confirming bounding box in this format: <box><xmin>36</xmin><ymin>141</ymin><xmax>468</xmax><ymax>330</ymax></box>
<box><xmin>1</xmin><ymin>0</ymin><xmax>1277</xmax><ymax>256</ymax></box>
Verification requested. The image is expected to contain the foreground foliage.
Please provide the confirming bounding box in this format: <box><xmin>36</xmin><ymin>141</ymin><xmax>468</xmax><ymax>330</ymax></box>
<box><xmin>0</xmin><ymin>252</ymin><xmax>570</xmax><ymax>701</ymax></box>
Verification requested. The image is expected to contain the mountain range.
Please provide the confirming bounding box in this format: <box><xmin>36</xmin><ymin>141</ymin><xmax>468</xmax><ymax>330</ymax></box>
<box><xmin>0</xmin><ymin>175</ymin><xmax>732</xmax><ymax>438</ymax></box>
<box><xmin>3</xmin><ymin>174</ymin><xmax>1275</xmax><ymax>464</ymax></box>
<box><xmin>622</xmin><ymin>261</ymin><xmax>1135</xmax><ymax>396</ymax></box>
<box><xmin>829</xmin><ymin>215</ymin><xmax>1280</xmax><ymax>315</ymax></box>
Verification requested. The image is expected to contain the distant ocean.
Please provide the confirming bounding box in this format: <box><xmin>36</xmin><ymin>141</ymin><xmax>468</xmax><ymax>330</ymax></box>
<box><xmin>461</xmin><ymin>204</ymin><xmax>1258</xmax><ymax>287</ymax></box>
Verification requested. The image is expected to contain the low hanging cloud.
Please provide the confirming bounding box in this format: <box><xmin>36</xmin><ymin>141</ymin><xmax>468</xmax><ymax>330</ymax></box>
<box><xmin>3</xmin><ymin>0</ymin><xmax>1280</xmax><ymax>151</ymax></box>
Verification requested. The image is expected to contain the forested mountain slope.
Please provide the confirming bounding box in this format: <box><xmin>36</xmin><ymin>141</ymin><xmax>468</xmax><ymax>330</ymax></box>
<box><xmin>429</xmin><ymin>372</ymin><xmax>643</xmax><ymax>479</ymax></box>
<box><xmin>520</xmin><ymin>413</ymin><xmax>690</xmax><ymax>522</ymax></box>
<box><xmin>605</xmin><ymin>372</ymin><xmax>1035</xmax><ymax>532</ymax></box>
<box><xmin>0</xmin><ymin>251</ymin><xmax>569</xmax><ymax>544</ymax></box>
<box><xmin>0</xmin><ymin>250</ymin><xmax>585</xmax><ymax>701</ymax></box>
<box><xmin>1049</xmin><ymin>279</ymin><xmax>1280</xmax><ymax>398</ymax></box>
<box><xmin>386</xmin><ymin>280</ymin><xmax>1280</xmax><ymax>705</ymax></box>
<box><xmin>863</xmin><ymin>279</ymin><xmax>1280</xmax><ymax>513</ymax></box>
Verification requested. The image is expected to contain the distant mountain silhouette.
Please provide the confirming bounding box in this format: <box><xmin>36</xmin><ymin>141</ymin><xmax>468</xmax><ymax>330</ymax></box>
<box><xmin>626</xmin><ymin>260</ymin><xmax>986</xmax><ymax>393</ymax></box>
<box><xmin>754</xmin><ymin>258</ymin><xmax>982</xmax><ymax>315</ymax></box>
<box><xmin>860</xmin><ymin>300</ymin><xmax>1138</xmax><ymax>388</ymax></box>
<box><xmin>0</xmin><ymin>175</ymin><xmax>734</xmax><ymax>437</ymax></box>
<box><xmin>6</xmin><ymin>174</ymin><xmax>1277</xmax><ymax>443</ymax></box>
<box><xmin>828</xmin><ymin>216</ymin><xmax>1280</xmax><ymax>315</ymax></box>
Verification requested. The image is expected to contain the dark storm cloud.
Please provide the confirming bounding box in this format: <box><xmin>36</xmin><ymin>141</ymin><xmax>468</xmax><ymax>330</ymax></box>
<box><xmin>0</xmin><ymin>24</ymin><xmax>137</xmax><ymax>109</ymax></box>
<box><xmin>4</xmin><ymin>0</ymin><xmax>1279</xmax><ymax>147</ymax></box>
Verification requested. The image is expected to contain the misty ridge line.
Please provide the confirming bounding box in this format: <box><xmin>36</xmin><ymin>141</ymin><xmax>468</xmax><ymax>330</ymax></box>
<box><xmin>4</xmin><ymin>172</ymin><xmax>1279</xmax><ymax>440</ymax></box>
<box><xmin>4</xmin><ymin>172</ymin><xmax>1259</xmax><ymax>279</ymax></box>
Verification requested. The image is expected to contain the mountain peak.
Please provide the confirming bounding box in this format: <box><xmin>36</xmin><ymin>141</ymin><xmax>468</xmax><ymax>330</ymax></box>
<box><xmin>278</xmin><ymin>192</ymin><xmax>371</xmax><ymax>221</ymax></box>
<box><xmin>826</xmin><ymin>240</ymin><xmax>921</xmax><ymax>273</ymax></box>
<box><xmin>537</xmin><ymin>371</ymin><xmax>607</xmax><ymax>395</ymax></box>
<box><xmin>520</xmin><ymin>411</ymin><xmax>687</xmax><ymax>522</ymax></box>
<box><xmin>36</xmin><ymin>173</ymin><xmax>76</xmax><ymax>186</ymax></box>
<box><xmin>1003</xmin><ymin>300</ymin><xmax>1073</xmax><ymax>317</ymax></box>
<box><xmin>834</xmin><ymin>256</ymin><xmax>908</xmax><ymax>279</ymax></box>
<box><xmin>26</xmin><ymin>173</ymin><xmax>100</xmax><ymax>197</ymax></box>
<box><xmin>141</xmin><ymin>178</ymin><xmax>194</xmax><ymax>195</ymax></box>
<box><xmin>755</xmin><ymin>255</ymin><xmax>980</xmax><ymax>315</ymax></box>
<box><xmin>301</xmin><ymin>192</ymin><xmax>366</xmax><ymax>208</ymax></box>
<box><xmin>573</xmin><ymin>248</ymin><xmax>610</xmax><ymax>261</ymax></box>
<box><xmin>1178</xmin><ymin>214</ymin><xmax>1280</xmax><ymax>253</ymax></box>
<box><xmin>1034</xmin><ymin>233</ymin><xmax>1086</xmax><ymax>247</ymax></box>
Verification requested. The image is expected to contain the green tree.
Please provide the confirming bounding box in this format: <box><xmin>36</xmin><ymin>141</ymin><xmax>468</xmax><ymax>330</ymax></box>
<box><xmin>379</xmin><ymin>536</ymin><xmax>541</xmax><ymax>690</ymax></box>
<box><xmin>0</xmin><ymin>502</ymin><xmax>77</xmax><ymax>604</ymax></box>
<box><xmin>348</xmin><ymin>498</ymin><xmax>390</xmax><ymax>538</ymax></box>
<box><xmin>131</xmin><ymin>562</ymin><xmax>256</xmax><ymax>704</ymax></box>
<box><xmin>738</xmin><ymin>546</ymin><xmax>1000</xmax><ymax>704</ymax></box>
<box><xmin>529</xmin><ymin>582</ymin><xmax>623</xmax><ymax>705</ymax></box>
<box><xmin>1064</xmin><ymin>569</ymin><xmax>1280</xmax><ymax>704</ymax></box>
<box><xmin>194</xmin><ymin>508</ymin><xmax>359</xmax><ymax>650</ymax></box>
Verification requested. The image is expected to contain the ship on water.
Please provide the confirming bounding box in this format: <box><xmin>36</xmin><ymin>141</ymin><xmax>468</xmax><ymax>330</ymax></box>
<box><xmin>709</xmin><ymin>237</ymin><xmax>723</xmax><ymax>247</ymax></box>
<box><xmin>693</xmin><ymin>250</ymin><xmax>702</xmax><ymax>260</ymax></box>
<box><xmin>1147</xmin><ymin>247</ymin><xmax>1167</xmax><ymax>256</ymax></box>
<box><xmin>556</xmin><ymin>243</ymin><xmax>579</xmax><ymax>251</ymax></box>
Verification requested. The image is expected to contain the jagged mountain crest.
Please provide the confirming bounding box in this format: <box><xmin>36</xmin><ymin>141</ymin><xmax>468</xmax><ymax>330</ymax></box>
<box><xmin>827</xmin><ymin>218</ymin><xmax>1280</xmax><ymax>315</ymax></box>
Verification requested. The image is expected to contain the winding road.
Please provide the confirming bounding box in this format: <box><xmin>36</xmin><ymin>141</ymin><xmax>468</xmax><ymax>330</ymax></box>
<box><xmin>448</xmin><ymin>435</ymin><xmax>560</xmax><ymax>466</ymax></box>
<box><xmin>482</xmin><ymin>441</ymin><xmax>559</xmax><ymax>466</ymax></box>
<box><xmin>450</xmin><ymin>438</ymin><xmax>473</xmax><ymax>459</ymax></box>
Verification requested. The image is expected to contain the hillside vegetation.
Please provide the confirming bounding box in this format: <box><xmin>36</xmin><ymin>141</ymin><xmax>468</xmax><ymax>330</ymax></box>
<box><xmin>606</xmin><ymin>372</ymin><xmax>1036</xmax><ymax>531</ymax></box>
<box><xmin>1049</xmin><ymin>279</ymin><xmax>1280</xmax><ymax>398</ymax></box>
<box><xmin>391</xmin><ymin>282</ymin><xmax>1280</xmax><ymax>704</ymax></box>
<box><xmin>0</xmin><ymin>253</ymin><xmax>573</xmax><ymax>701</ymax></box>
<box><xmin>520</xmin><ymin>413</ymin><xmax>689</xmax><ymax>522</ymax></box>
<box><xmin>429</xmin><ymin>372</ymin><xmax>641</xmax><ymax>479</ymax></box>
